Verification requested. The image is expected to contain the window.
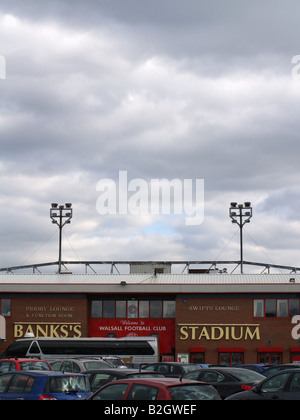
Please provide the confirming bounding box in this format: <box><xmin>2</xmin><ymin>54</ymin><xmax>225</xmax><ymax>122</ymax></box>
<box><xmin>150</xmin><ymin>301</ymin><xmax>162</xmax><ymax>318</ymax></box>
<box><xmin>103</xmin><ymin>301</ymin><xmax>115</xmax><ymax>318</ymax></box>
<box><xmin>127</xmin><ymin>301</ymin><xmax>138</xmax><ymax>319</ymax></box>
<box><xmin>163</xmin><ymin>301</ymin><xmax>175</xmax><ymax>318</ymax></box>
<box><xmin>116</xmin><ymin>301</ymin><xmax>126</xmax><ymax>318</ymax></box>
<box><xmin>128</xmin><ymin>384</ymin><xmax>159</xmax><ymax>400</ymax></box>
<box><xmin>289</xmin><ymin>299</ymin><xmax>300</xmax><ymax>317</ymax></box>
<box><xmin>258</xmin><ymin>352</ymin><xmax>282</xmax><ymax>365</ymax></box>
<box><xmin>254</xmin><ymin>298</ymin><xmax>299</xmax><ymax>318</ymax></box>
<box><xmin>277</xmin><ymin>300</ymin><xmax>288</xmax><ymax>317</ymax></box>
<box><xmin>91</xmin><ymin>301</ymin><xmax>102</xmax><ymax>318</ymax></box>
<box><xmin>139</xmin><ymin>301</ymin><xmax>149</xmax><ymax>318</ymax></box>
<box><xmin>260</xmin><ymin>372</ymin><xmax>290</xmax><ymax>393</ymax></box>
<box><xmin>91</xmin><ymin>383</ymin><xmax>128</xmax><ymax>400</ymax></box>
<box><xmin>0</xmin><ymin>373</ymin><xmax>13</xmax><ymax>392</ymax></box>
<box><xmin>254</xmin><ymin>300</ymin><xmax>264</xmax><ymax>317</ymax></box>
<box><xmin>8</xmin><ymin>374</ymin><xmax>35</xmax><ymax>393</ymax></box>
<box><xmin>1</xmin><ymin>299</ymin><xmax>11</xmax><ymax>317</ymax></box>
<box><xmin>265</xmin><ymin>299</ymin><xmax>276</xmax><ymax>317</ymax></box>
<box><xmin>219</xmin><ymin>352</ymin><xmax>244</xmax><ymax>366</ymax></box>
<box><xmin>90</xmin><ymin>299</ymin><xmax>175</xmax><ymax>319</ymax></box>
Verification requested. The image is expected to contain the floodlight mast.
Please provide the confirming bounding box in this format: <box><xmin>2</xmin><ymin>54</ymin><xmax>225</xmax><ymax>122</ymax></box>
<box><xmin>229</xmin><ymin>202</ymin><xmax>252</xmax><ymax>274</ymax></box>
<box><xmin>50</xmin><ymin>203</ymin><xmax>73</xmax><ymax>274</ymax></box>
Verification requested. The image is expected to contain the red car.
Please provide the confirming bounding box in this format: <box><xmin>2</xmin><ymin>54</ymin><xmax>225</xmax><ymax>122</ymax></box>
<box><xmin>0</xmin><ymin>358</ymin><xmax>52</xmax><ymax>372</ymax></box>
<box><xmin>88</xmin><ymin>377</ymin><xmax>221</xmax><ymax>400</ymax></box>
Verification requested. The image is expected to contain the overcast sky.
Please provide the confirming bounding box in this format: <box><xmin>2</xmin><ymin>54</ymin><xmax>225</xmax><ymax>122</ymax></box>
<box><xmin>1</xmin><ymin>0</ymin><xmax>300</xmax><ymax>273</ymax></box>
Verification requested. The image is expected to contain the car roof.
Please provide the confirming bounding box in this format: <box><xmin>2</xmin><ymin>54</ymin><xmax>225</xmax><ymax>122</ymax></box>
<box><xmin>0</xmin><ymin>370</ymin><xmax>87</xmax><ymax>377</ymax></box>
<box><xmin>0</xmin><ymin>358</ymin><xmax>47</xmax><ymax>362</ymax></box>
<box><xmin>101</xmin><ymin>377</ymin><xmax>205</xmax><ymax>387</ymax></box>
<box><xmin>85</xmin><ymin>368</ymin><xmax>148</xmax><ymax>374</ymax></box>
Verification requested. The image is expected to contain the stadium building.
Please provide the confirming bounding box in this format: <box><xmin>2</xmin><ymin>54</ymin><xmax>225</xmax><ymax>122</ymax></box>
<box><xmin>1</xmin><ymin>260</ymin><xmax>300</xmax><ymax>365</ymax></box>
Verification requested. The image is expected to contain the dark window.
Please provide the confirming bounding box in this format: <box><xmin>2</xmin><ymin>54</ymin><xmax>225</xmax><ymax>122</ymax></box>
<box><xmin>128</xmin><ymin>384</ymin><xmax>159</xmax><ymax>400</ymax></box>
<box><xmin>103</xmin><ymin>301</ymin><xmax>115</xmax><ymax>318</ymax></box>
<box><xmin>150</xmin><ymin>301</ymin><xmax>162</xmax><ymax>318</ymax></box>
<box><xmin>91</xmin><ymin>383</ymin><xmax>128</xmax><ymax>400</ymax></box>
<box><xmin>265</xmin><ymin>299</ymin><xmax>276</xmax><ymax>317</ymax></box>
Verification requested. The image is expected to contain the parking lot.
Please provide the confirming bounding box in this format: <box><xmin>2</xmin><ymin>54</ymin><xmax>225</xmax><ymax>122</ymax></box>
<box><xmin>1</xmin><ymin>359</ymin><xmax>300</xmax><ymax>401</ymax></box>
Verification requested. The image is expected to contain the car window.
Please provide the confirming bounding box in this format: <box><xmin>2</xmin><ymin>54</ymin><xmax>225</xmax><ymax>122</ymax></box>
<box><xmin>50</xmin><ymin>361</ymin><xmax>62</xmax><ymax>371</ymax></box>
<box><xmin>83</xmin><ymin>361</ymin><xmax>111</xmax><ymax>370</ymax></box>
<box><xmin>289</xmin><ymin>373</ymin><xmax>300</xmax><ymax>392</ymax></box>
<box><xmin>198</xmin><ymin>371</ymin><xmax>225</xmax><ymax>383</ymax></box>
<box><xmin>143</xmin><ymin>364</ymin><xmax>157</xmax><ymax>372</ymax></box>
<box><xmin>181</xmin><ymin>364</ymin><xmax>199</xmax><ymax>374</ymax></box>
<box><xmin>0</xmin><ymin>361</ymin><xmax>16</xmax><ymax>372</ymax></box>
<box><xmin>90</xmin><ymin>373</ymin><xmax>113</xmax><ymax>389</ymax></box>
<box><xmin>169</xmin><ymin>384</ymin><xmax>220</xmax><ymax>400</ymax></box>
<box><xmin>0</xmin><ymin>374</ymin><xmax>14</xmax><ymax>392</ymax></box>
<box><xmin>72</xmin><ymin>362</ymin><xmax>81</xmax><ymax>373</ymax></box>
<box><xmin>260</xmin><ymin>372</ymin><xmax>290</xmax><ymax>393</ymax></box>
<box><xmin>8</xmin><ymin>374</ymin><xmax>35</xmax><ymax>393</ymax></box>
<box><xmin>91</xmin><ymin>383</ymin><xmax>128</xmax><ymax>400</ymax></box>
<box><xmin>46</xmin><ymin>376</ymin><xmax>90</xmax><ymax>393</ymax></box>
<box><xmin>61</xmin><ymin>361</ymin><xmax>73</xmax><ymax>372</ymax></box>
<box><xmin>157</xmin><ymin>364</ymin><xmax>169</xmax><ymax>374</ymax></box>
<box><xmin>19</xmin><ymin>361</ymin><xmax>51</xmax><ymax>371</ymax></box>
<box><xmin>184</xmin><ymin>371</ymin><xmax>201</xmax><ymax>380</ymax></box>
<box><xmin>128</xmin><ymin>384</ymin><xmax>159</xmax><ymax>400</ymax></box>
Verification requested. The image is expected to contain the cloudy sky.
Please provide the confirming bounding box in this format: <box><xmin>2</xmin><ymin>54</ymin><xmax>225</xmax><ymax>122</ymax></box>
<box><xmin>0</xmin><ymin>0</ymin><xmax>300</xmax><ymax>273</ymax></box>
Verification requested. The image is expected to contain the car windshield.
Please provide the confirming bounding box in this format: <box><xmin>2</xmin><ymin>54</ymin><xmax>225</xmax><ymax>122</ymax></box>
<box><xmin>19</xmin><ymin>361</ymin><xmax>51</xmax><ymax>371</ymax></box>
<box><xmin>169</xmin><ymin>384</ymin><xmax>220</xmax><ymax>400</ymax></box>
<box><xmin>83</xmin><ymin>361</ymin><xmax>111</xmax><ymax>370</ymax></box>
<box><xmin>180</xmin><ymin>364</ymin><xmax>199</xmax><ymax>374</ymax></box>
<box><xmin>46</xmin><ymin>376</ymin><xmax>90</xmax><ymax>393</ymax></box>
<box><xmin>229</xmin><ymin>369</ymin><xmax>265</xmax><ymax>382</ymax></box>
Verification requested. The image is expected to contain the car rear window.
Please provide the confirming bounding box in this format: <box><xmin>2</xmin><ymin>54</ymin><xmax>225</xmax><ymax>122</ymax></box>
<box><xmin>127</xmin><ymin>384</ymin><xmax>159</xmax><ymax>400</ymax></box>
<box><xmin>45</xmin><ymin>376</ymin><xmax>90</xmax><ymax>393</ymax></box>
<box><xmin>19</xmin><ymin>361</ymin><xmax>51</xmax><ymax>371</ymax></box>
<box><xmin>169</xmin><ymin>384</ymin><xmax>220</xmax><ymax>400</ymax></box>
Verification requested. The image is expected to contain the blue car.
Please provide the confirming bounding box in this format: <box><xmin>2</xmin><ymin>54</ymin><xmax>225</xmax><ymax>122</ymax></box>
<box><xmin>0</xmin><ymin>371</ymin><xmax>92</xmax><ymax>400</ymax></box>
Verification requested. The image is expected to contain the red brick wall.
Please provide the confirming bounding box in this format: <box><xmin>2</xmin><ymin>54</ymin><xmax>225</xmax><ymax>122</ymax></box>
<box><xmin>175</xmin><ymin>296</ymin><xmax>297</xmax><ymax>364</ymax></box>
<box><xmin>0</xmin><ymin>296</ymin><xmax>88</xmax><ymax>354</ymax></box>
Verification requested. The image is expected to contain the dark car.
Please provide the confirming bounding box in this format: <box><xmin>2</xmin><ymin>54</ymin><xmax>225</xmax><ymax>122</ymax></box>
<box><xmin>262</xmin><ymin>364</ymin><xmax>300</xmax><ymax>377</ymax></box>
<box><xmin>183</xmin><ymin>367</ymin><xmax>264</xmax><ymax>399</ymax></box>
<box><xmin>88</xmin><ymin>377</ymin><xmax>221</xmax><ymax>400</ymax></box>
<box><xmin>142</xmin><ymin>362</ymin><xmax>199</xmax><ymax>378</ymax></box>
<box><xmin>0</xmin><ymin>371</ymin><xmax>92</xmax><ymax>400</ymax></box>
<box><xmin>227</xmin><ymin>369</ymin><xmax>300</xmax><ymax>400</ymax></box>
<box><xmin>84</xmin><ymin>368</ymin><xmax>164</xmax><ymax>392</ymax></box>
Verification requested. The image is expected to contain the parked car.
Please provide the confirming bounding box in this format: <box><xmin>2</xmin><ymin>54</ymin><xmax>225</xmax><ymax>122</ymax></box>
<box><xmin>85</xmin><ymin>368</ymin><xmax>164</xmax><ymax>392</ymax></box>
<box><xmin>226</xmin><ymin>369</ymin><xmax>300</xmax><ymax>400</ymax></box>
<box><xmin>0</xmin><ymin>358</ymin><xmax>52</xmax><ymax>373</ymax></box>
<box><xmin>235</xmin><ymin>364</ymin><xmax>268</xmax><ymax>374</ymax></box>
<box><xmin>88</xmin><ymin>377</ymin><xmax>221</xmax><ymax>400</ymax></box>
<box><xmin>262</xmin><ymin>364</ymin><xmax>300</xmax><ymax>377</ymax></box>
<box><xmin>142</xmin><ymin>362</ymin><xmax>199</xmax><ymax>378</ymax></box>
<box><xmin>50</xmin><ymin>358</ymin><xmax>111</xmax><ymax>373</ymax></box>
<box><xmin>183</xmin><ymin>367</ymin><xmax>265</xmax><ymax>399</ymax></box>
<box><xmin>0</xmin><ymin>371</ymin><xmax>92</xmax><ymax>400</ymax></box>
